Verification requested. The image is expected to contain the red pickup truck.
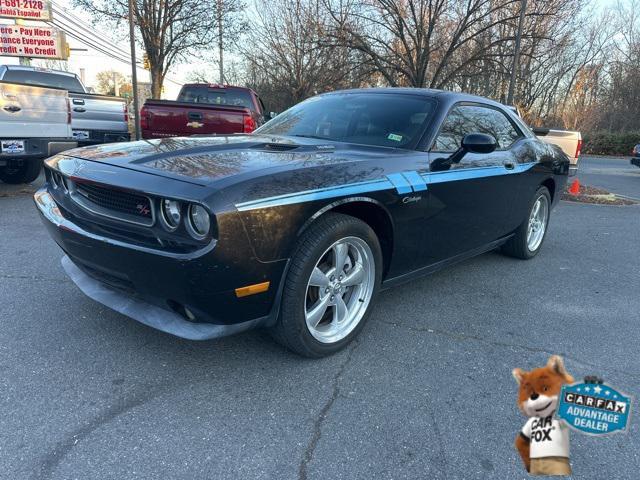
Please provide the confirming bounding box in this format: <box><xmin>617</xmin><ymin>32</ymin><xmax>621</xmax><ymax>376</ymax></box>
<box><xmin>140</xmin><ymin>84</ymin><xmax>268</xmax><ymax>139</ymax></box>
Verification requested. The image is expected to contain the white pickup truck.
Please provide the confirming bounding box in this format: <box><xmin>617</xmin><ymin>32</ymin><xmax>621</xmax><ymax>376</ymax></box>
<box><xmin>0</xmin><ymin>81</ymin><xmax>77</xmax><ymax>184</ymax></box>
<box><xmin>531</xmin><ymin>127</ymin><xmax>582</xmax><ymax>176</ymax></box>
<box><xmin>0</xmin><ymin>66</ymin><xmax>130</xmax><ymax>147</ymax></box>
<box><xmin>508</xmin><ymin>106</ymin><xmax>581</xmax><ymax>176</ymax></box>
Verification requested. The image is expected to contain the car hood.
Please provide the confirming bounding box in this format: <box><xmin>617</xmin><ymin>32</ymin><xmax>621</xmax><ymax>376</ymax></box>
<box><xmin>61</xmin><ymin>135</ymin><xmax>389</xmax><ymax>186</ymax></box>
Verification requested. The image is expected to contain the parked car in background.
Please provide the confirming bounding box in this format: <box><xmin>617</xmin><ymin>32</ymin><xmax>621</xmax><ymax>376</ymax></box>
<box><xmin>36</xmin><ymin>88</ymin><xmax>569</xmax><ymax>357</ymax></box>
<box><xmin>140</xmin><ymin>84</ymin><xmax>269</xmax><ymax>139</ymax></box>
<box><xmin>631</xmin><ymin>144</ymin><xmax>640</xmax><ymax>168</ymax></box>
<box><xmin>0</xmin><ymin>81</ymin><xmax>76</xmax><ymax>184</ymax></box>
<box><xmin>507</xmin><ymin>106</ymin><xmax>581</xmax><ymax>176</ymax></box>
<box><xmin>0</xmin><ymin>66</ymin><xmax>130</xmax><ymax>147</ymax></box>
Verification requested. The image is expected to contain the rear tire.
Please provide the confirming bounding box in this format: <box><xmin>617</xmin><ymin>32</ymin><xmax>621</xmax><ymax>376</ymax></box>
<box><xmin>0</xmin><ymin>159</ymin><xmax>42</xmax><ymax>184</ymax></box>
<box><xmin>270</xmin><ymin>213</ymin><xmax>382</xmax><ymax>358</ymax></box>
<box><xmin>502</xmin><ymin>186</ymin><xmax>551</xmax><ymax>260</ymax></box>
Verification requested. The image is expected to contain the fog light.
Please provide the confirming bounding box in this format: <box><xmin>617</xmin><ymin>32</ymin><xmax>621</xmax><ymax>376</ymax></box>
<box><xmin>187</xmin><ymin>204</ymin><xmax>210</xmax><ymax>239</ymax></box>
<box><xmin>160</xmin><ymin>199</ymin><xmax>181</xmax><ymax>231</ymax></box>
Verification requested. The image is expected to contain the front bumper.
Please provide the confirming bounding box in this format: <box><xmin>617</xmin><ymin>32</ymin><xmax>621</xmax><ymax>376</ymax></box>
<box><xmin>61</xmin><ymin>255</ymin><xmax>261</xmax><ymax>340</ymax></box>
<box><xmin>34</xmin><ymin>188</ymin><xmax>287</xmax><ymax>339</ymax></box>
<box><xmin>631</xmin><ymin>157</ymin><xmax>640</xmax><ymax>168</ymax></box>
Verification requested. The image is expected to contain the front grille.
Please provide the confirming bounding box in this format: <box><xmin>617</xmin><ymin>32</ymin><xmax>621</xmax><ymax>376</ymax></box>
<box><xmin>72</xmin><ymin>181</ymin><xmax>154</xmax><ymax>226</ymax></box>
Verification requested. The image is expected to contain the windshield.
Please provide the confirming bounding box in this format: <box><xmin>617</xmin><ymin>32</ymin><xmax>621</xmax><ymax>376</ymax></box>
<box><xmin>2</xmin><ymin>69</ymin><xmax>85</xmax><ymax>93</ymax></box>
<box><xmin>255</xmin><ymin>93</ymin><xmax>435</xmax><ymax>149</ymax></box>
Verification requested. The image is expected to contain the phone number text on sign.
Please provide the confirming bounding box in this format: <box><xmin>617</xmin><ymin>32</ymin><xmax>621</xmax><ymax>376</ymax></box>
<box><xmin>0</xmin><ymin>0</ymin><xmax>52</xmax><ymax>21</ymax></box>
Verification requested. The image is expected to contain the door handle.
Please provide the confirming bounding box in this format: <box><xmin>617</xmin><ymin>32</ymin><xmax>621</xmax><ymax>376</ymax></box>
<box><xmin>188</xmin><ymin>112</ymin><xmax>203</xmax><ymax>120</ymax></box>
<box><xmin>73</xmin><ymin>107</ymin><xmax>86</xmax><ymax>113</ymax></box>
<box><xmin>3</xmin><ymin>105</ymin><xmax>21</xmax><ymax>113</ymax></box>
<box><xmin>504</xmin><ymin>162</ymin><xmax>515</xmax><ymax>170</ymax></box>
<box><xmin>73</xmin><ymin>98</ymin><xmax>85</xmax><ymax>105</ymax></box>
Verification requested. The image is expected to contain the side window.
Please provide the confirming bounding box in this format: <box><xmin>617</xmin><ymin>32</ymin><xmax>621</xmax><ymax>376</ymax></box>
<box><xmin>433</xmin><ymin>105</ymin><xmax>522</xmax><ymax>152</ymax></box>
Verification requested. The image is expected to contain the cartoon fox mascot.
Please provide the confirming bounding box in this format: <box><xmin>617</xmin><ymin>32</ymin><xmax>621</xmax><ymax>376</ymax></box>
<box><xmin>513</xmin><ymin>355</ymin><xmax>574</xmax><ymax>476</ymax></box>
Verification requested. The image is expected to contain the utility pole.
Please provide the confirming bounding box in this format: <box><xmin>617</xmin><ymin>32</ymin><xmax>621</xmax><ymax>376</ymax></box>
<box><xmin>507</xmin><ymin>0</ymin><xmax>527</xmax><ymax>106</ymax></box>
<box><xmin>16</xmin><ymin>19</ymin><xmax>31</xmax><ymax>66</ymax></box>
<box><xmin>128</xmin><ymin>0</ymin><xmax>141</xmax><ymax>140</ymax></box>
<box><xmin>113</xmin><ymin>71</ymin><xmax>120</xmax><ymax>96</ymax></box>
<box><xmin>218</xmin><ymin>0</ymin><xmax>224</xmax><ymax>84</ymax></box>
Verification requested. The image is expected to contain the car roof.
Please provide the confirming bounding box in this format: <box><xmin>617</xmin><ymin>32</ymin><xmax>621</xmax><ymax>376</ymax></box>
<box><xmin>323</xmin><ymin>87</ymin><xmax>509</xmax><ymax>110</ymax></box>
<box><xmin>4</xmin><ymin>65</ymin><xmax>78</xmax><ymax>78</ymax></box>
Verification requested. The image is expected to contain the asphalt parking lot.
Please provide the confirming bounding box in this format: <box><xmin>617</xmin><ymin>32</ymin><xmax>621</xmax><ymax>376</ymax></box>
<box><xmin>577</xmin><ymin>155</ymin><xmax>640</xmax><ymax>200</ymax></box>
<box><xmin>1</xmin><ymin>156</ymin><xmax>639</xmax><ymax>479</ymax></box>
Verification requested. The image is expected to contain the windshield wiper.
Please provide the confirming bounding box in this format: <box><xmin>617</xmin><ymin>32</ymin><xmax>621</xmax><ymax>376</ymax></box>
<box><xmin>288</xmin><ymin>134</ymin><xmax>332</xmax><ymax>141</ymax></box>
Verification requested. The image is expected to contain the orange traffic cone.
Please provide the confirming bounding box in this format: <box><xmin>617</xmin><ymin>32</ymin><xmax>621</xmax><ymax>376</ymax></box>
<box><xmin>568</xmin><ymin>179</ymin><xmax>580</xmax><ymax>196</ymax></box>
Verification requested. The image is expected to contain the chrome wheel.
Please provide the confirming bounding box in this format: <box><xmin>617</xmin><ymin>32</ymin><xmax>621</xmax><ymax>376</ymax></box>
<box><xmin>526</xmin><ymin>194</ymin><xmax>549</xmax><ymax>252</ymax></box>
<box><xmin>304</xmin><ymin>236</ymin><xmax>375</xmax><ymax>344</ymax></box>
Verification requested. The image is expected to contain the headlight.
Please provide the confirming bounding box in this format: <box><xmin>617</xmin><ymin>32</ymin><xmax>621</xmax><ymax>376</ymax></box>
<box><xmin>160</xmin><ymin>199</ymin><xmax>181</xmax><ymax>231</ymax></box>
<box><xmin>187</xmin><ymin>204</ymin><xmax>210</xmax><ymax>239</ymax></box>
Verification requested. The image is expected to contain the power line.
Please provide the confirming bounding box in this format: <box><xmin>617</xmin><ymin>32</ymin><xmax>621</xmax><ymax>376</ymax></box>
<box><xmin>47</xmin><ymin>4</ymin><xmax>183</xmax><ymax>86</ymax></box>
<box><xmin>49</xmin><ymin>18</ymin><xmax>135</xmax><ymax>65</ymax></box>
<box><xmin>49</xmin><ymin>9</ymin><xmax>138</xmax><ymax>63</ymax></box>
<box><xmin>51</xmin><ymin>3</ymin><xmax>134</xmax><ymax>61</ymax></box>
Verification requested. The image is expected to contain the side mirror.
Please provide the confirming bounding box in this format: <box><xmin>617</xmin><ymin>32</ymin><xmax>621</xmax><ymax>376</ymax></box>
<box><xmin>430</xmin><ymin>133</ymin><xmax>497</xmax><ymax>172</ymax></box>
<box><xmin>461</xmin><ymin>133</ymin><xmax>497</xmax><ymax>154</ymax></box>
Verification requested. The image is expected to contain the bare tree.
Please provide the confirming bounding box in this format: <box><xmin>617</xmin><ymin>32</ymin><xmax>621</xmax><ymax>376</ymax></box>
<box><xmin>590</xmin><ymin>0</ymin><xmax>640</xmax><ymax>132</ymax></box>
<box><xmin>324</xmin><ymin>0</ymin><xmax>526</xmax><ymax>89</ymax></box>
<box><xmin>74</xmin><ymin>0</ymin><xmax>230</xmax><ymax>97</ymax></box>
<box><xmin>240</xmin><ymin>0</ymin><xmax>369</xmax><ymax>112</ymax></box>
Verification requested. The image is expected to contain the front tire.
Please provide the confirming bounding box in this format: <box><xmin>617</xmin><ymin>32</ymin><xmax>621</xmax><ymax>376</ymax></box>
<box><xmin>502</xmin><ymin>186</ymin><xmax>551</xmax><ymax>259</ymax></box>
<box><xmin>271</xmin><ymin>213</ymin><xmax>382</xmax><ymax>358</ymax></box>
<box><xmin>0</xmin><ymin>159</ymin><xmax>42</xmax><ymax>184</ymax></box>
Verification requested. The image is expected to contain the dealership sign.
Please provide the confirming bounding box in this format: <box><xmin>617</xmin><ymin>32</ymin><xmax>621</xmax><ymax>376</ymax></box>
<box><xmin>0</xmin><ymin>24</ymin><xmax>67</xmax><ymax>59</ymax></box>
<box><xmin>0</xmin><ymin>0</ymin><xmax>52</xmax><ymax>21</ymax></box>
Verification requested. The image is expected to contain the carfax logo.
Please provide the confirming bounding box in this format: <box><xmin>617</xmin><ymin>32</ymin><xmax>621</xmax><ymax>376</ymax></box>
<box><xmin>513</xmin><ymin>357</ymin><xmax>634</xmax><ymax>476</ymax></box>
<box><xmin>557</xmin><ymin>381</ymin><xmax>632</xmax><ymax>435</ymax></box>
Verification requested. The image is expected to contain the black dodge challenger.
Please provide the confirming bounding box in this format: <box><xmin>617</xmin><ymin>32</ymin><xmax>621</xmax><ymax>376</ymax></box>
<box><xmin>35</xmin><ymin>88</ymin><xmax>569</xmax><ymax>357</ymax></box>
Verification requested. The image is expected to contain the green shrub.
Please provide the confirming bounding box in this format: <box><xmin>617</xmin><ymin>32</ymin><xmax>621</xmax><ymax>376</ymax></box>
<box><xmin>582</xmin><ymin>132</ymin><xmax>640</xmax><ymax>156</ymax></box>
